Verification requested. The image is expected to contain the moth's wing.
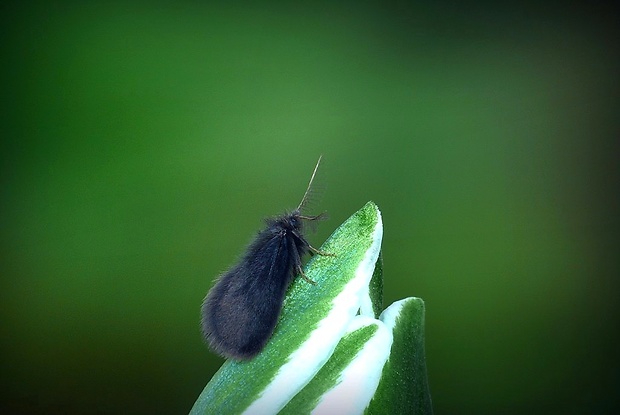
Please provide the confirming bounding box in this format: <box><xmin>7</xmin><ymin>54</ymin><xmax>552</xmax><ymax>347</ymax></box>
<box><xmin>201</xmin><ymin>230</ymin><xmax>296</xmax><ymax>359</ymax></box>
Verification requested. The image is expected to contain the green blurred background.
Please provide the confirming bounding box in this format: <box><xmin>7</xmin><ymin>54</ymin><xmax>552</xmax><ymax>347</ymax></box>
<box><xmin>1</xmin><ymin>1</ymin><xmax>618</xmax><ymax>414</ymax></box>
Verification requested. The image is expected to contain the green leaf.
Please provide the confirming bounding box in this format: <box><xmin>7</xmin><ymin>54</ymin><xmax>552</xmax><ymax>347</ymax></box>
<box><xmin>366</xmin><ymin>297</ymin><xmax>433</xmax><ymax>415</ymax></box>
<box><xmin>367</xmin><ymin>251</ymin><xmax>383</xmax><ymax>318</ymax></box>
<box><xmin>280</xmin><ymin>298</ymin><xmax>432</xmax><ymax>415</ymax></box>
<box><xmin>279</xmin><ymin>315</ymin><xmax>391</xmax><ymax>414</ymax></box>
<box><xmin>189</xmin><ymin>201</ymin><xmax>383</xmax><ymax>415</ymax></box>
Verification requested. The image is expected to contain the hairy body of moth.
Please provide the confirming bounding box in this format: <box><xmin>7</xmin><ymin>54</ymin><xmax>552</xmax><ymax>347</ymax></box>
<box><xmin>201</xmin><ymin>212</ymin><xmax>313</xmax><ymax>360</ymax></box>
<box><xmin>200</xmin><ymin>156</ymin><xmax>330</xmax><ymax>360</ymax></box>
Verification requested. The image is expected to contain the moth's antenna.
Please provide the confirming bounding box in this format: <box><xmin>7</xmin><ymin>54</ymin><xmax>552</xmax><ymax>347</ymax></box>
<box><xmin>297</xmin><ymin>155</ymin><xmax>322</xmax><ymax>211</ymax></box>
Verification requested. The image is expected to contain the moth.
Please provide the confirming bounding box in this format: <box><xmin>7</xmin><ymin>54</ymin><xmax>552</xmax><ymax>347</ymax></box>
<box><xmin>201</xmin><ymin>157</ymin><xmax>330</xmax><ymax>360</ymax></box>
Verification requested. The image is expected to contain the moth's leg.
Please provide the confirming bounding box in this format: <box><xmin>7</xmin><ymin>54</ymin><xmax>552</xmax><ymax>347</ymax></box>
<box><xmin>289</xmin><ymin>243</ymin><xmax>317</xmax><ymax>285</ymax></box>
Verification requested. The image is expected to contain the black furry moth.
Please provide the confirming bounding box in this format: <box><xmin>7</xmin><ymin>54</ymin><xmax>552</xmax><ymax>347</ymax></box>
<box><xmin>201</xmin><ymin>157</ymin><xmax>331</xmax><ymax>360</ymax></box>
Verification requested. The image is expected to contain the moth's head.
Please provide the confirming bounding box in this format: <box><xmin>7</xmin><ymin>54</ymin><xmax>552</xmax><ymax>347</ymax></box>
<box><xmin>281</xmin><ymin>210</ymin><xmax>304</xmax><ymax>231</ymax></box>
<box><xmin>269</xmin><ymin>210</ymin><xmax>326</xmax><ymax>233</ymax></box>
